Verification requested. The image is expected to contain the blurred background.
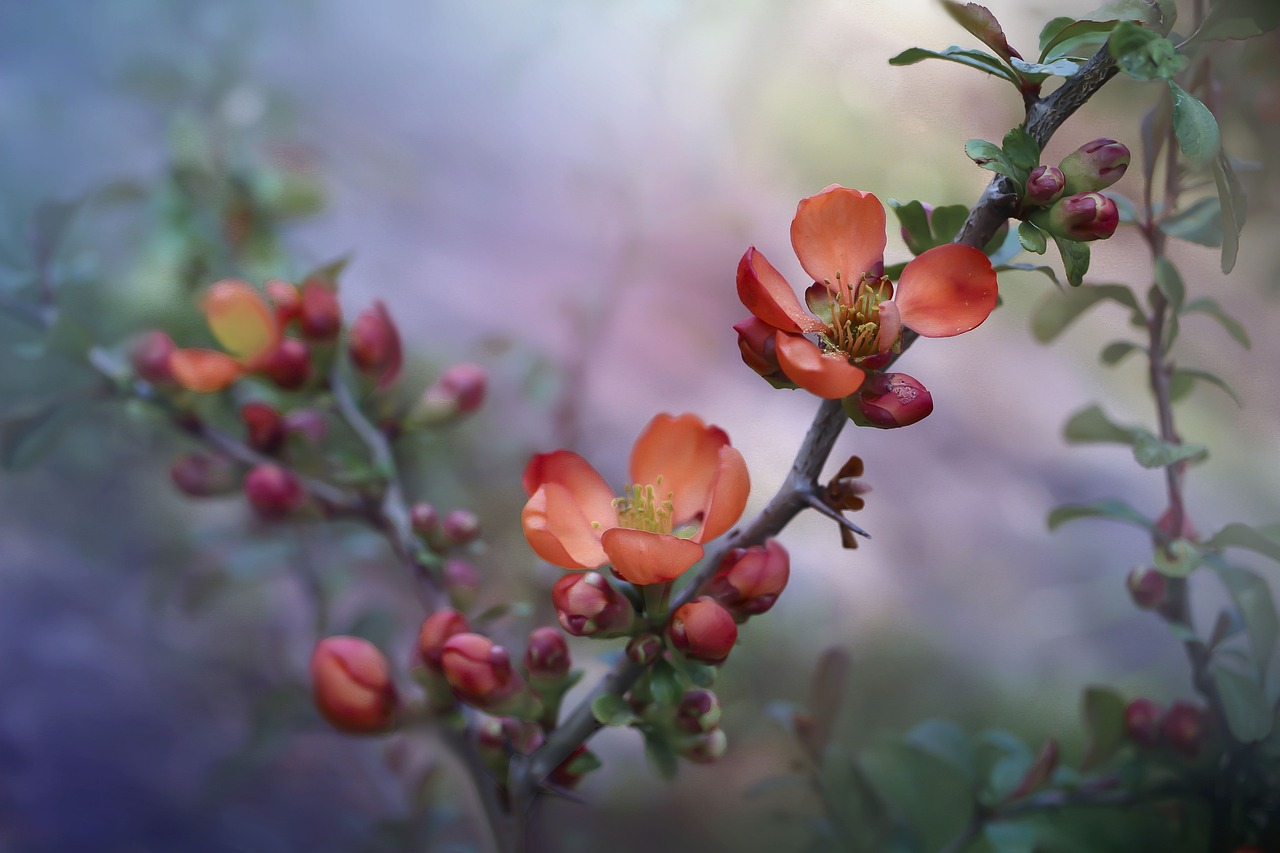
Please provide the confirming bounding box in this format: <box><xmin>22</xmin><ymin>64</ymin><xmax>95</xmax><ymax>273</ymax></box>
<box><xmin>2</xmin><ymin>0</ymin><xmax>1278</xmax><ymax>850</ymax></box>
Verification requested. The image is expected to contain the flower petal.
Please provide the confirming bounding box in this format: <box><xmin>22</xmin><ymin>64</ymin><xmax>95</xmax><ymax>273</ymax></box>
<box><xmin>736</xmin><ymin>248</ymin><xmax>823</xmax><ymax>334</ymax></box>
<box><xmin>629</xmin><ymin>413</ymin><xmax>727</xmax><ymax>527</ymax></box>
<box><xmin>601</xmin><ymin>528</ymin><xmax>703</xmax><ymax>586</ymax></box>
<box><xmin>697</xmin><ymin>445</ymin><xmax>749</xmax><ymax>544</ymax></box>
<box><xmin>876</xmin><ymin>299</ymin><xmax>901</xmax><ymax>353</ymax></box>
<box><xmin>894</xmin><ymin>244</ymin><xmax>998</xmax><ymax>337</ymax></box>
<box><xmin>774</xmin><ymin>332</ymin><xmax>866</xmax><ymax>399</ymax></box>
<box><xmin>791</xmin><ymin>186</ymin><xmax>887</xmax><ymax>287</ymax></box>
<box><xmin>201</xmin><ymin>279</ymin><xmax>280</xmax><ymax>362</ymax></box>
<box><xmin>522</xmin><ymin>449</ymin><xmax>618</xmax><ymax>523</ymax></box>
<box><xmin>168</xmin><ymin>348</ymin><xmax>244</xmax><ymax>393</ymax></box>
<box><xmin>522</xmin><ymin>482</ymin><xmax>610</xmax><ymax>570</ymax></box>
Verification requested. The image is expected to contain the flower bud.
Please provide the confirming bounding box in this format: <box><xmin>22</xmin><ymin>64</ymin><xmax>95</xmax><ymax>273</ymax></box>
<box><xmin>257</xmin><ymin>338</ymin><xmax>313</xmax><ymax>391</ymax></box>
<box><xmin>348</xmin><ymin>300</ymin><xmax>402</xmax><ymax>389</ymax></box>
<box><xmin>310</xmin><ymin>636</ymin><xmax>398</xmax><ymax>734</ymax></box>
<box><xmin>1123</xmin><ymin>697</ymin><xmax>1163</xmax><ymax>748</ymax></box>
<box><xmin>675</xmin><ymin>689</ymin><xmax>721</xmax><ymax>734</ymax></box>
<box><xmin>1126</xmin><ymin>566</ymin><xmax>1167</xmax><ymax>610</ymax></box>
<box><xmin>552</xmin><ymin>572</ymin><xmax>635</xmax><ymax>637</ymax></box>
<box><xmin>549</xmin><ymin>745</ymin><xmax>602</xmax><ymax>789</ymax></box>
<box><xmin>626</xmin><ymin>633</ymin><xmax>663</xmax><ymax>665</ymax></box>
<box><xmin>243</xmin><ymin>463</ymin><xmax>305</xmax><ymax>519</ymax></box>
<box><xmin>129</xmin><ymin>331</ymin><xmax>176</xmax><ymax>384</ymax></box>
<box><xmin>1059</xmin><ymin>138</ymin><xmax>1130</xmax><ymax>194</ymax></box>
<box><xmin>707</xmin><ymin>539</ymin><xmax>790</xmax><ymax>619</ymax></box>
<box><xmin>418</xmin><ymin>608</ymin><xmax>471</xmax><ymax>672</ymax></box>
<box><xmin>441</xmin><ymin>509</ymin><xmax>480</xmax><ymax>546</ymax></box>
<box><xmin>299</xmin><ymin>278</ymin><xmax>342</xmax><ymax>340</ymax></box>
<box><xmin>1024</xmin><ymin>165</ymin><xmax>1066</xmax><ymax>206</ymax></box>
<box><xmin>474</xmin><ymin>715</ymin><xmax>509</xmax><ymax>773</ymax></box>
<box><xmin>266</xmin><ymin>279</ymin><xmax>301</xmax><ymax>325</ymax></box>
<box><xmin>857</xmin><ymin>372</ymin><xmax>933</xmax><ymax>429</ymax></box>
<box><xmin>679</xmin><ymin>728</ymin><xmax>728</xmax><ymax>764</ymax></box>
<box><xmin>733</xmin><ymin>316</ymin><xmax>784</xmax><ymax>382</ymax></box>
<box><xmin>524</xmin><ymin>626</ymin><xmax>571</xmax><ymax>681</ymax></box>
<box><xmin>443</xmin><ymin>557</ymin><xmax>481</xmax><ymax>611</ymax></box>
<box><xmin>668</xmin><ymin>597</ymin><xmax>738</xmax><ymax>664</ymax></box>
<box><xmin>1160</xmin><ymin>701</ymin><xmax>1207</xmax><ymax>758</ymax></box>
<box><xmin>1030</xmin><ymin>192</ymin><xmax>1119</xmax><ymax>242</ymax></box>
<box><xmin>1156</xmin><ymin>507</ymin><xmax>1198</xmax><ymax>542</ymax></box>
<box><xmin>439</xmin><ymin>633</ymin><xmax>529</xmax><ymax>712</ymax></box>
<box><xmin>412</xmin><ymin>363</ymin><xmax>488</xmax><ymax>424</ymax></box>
<box><xmin>282</xmin><ymin>408</ymin><xmax>328</xmax><ymax>445</ymax></box>
<box><xmin>170</xmin><ymin>451</ymin><xmax>239</xmax><ymax>496</ymax></box>
<box><xmin>410</xmin><ymin>502</ymin><xmax>438</xmax><ymax>536</ymax></box>
<box><xmin>240</xmin><ymin>401</ymin><xmax>285</xmax><ymax>454</ymax></box>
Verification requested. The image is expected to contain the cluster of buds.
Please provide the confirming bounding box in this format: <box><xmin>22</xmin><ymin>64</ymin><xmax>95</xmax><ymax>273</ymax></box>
<box><xmin>1021</xmin><ymin>139</ymin><xmax>1130</xmax><ymax>242</ymax></box>
<box><xmin>1123</xmin><ymin>696</ymin><xmax>1210</xmax><ymax>758</ymax></box>
<box><xmin>406</xmin><ymin>362</ymin><xmax>489</xmax><ymax>427</ymax></box>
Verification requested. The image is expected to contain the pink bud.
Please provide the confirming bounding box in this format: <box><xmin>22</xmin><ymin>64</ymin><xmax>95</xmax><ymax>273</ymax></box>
<box><xmin>257</xmin><ymin>338</ymin><xmax>313</xmax><ymax>391</ymax></box>
<box><xmin>552</xmin><ymin>572</ymin><xmax>635</xmax><ymax>637</ymax></box>
<box><xmin>416</xmin><ymin>363</ymin><xmax>488</xmax><ymax>423</ymax></box>
<box><xmin>668</xmin><ymin>597</ymin><xmax>738</xmax><ymax>664</ymax></box>
<box><xmin>1024</xmin><ymin>165</ymin><xmax>1066</xmax><ymax>206</ymax></box>
<box><xmin>240</xmin><ymin>401</ymin><xmax>285</xmax><ymax>454</ymax></box>
<box><xmin>281</xmin><ymin>408</ymin><xmax>328</xmax><ymax>445</ymax></box>
<box><xmin>1123</xmin><ymin>697</ymin><xmax>1162</xmax><ymax>748</ymax></box>
<box><xmin>243</xmin><ymin>463</ymin><xmax>305</xmax><ymax>519</ymax></box>
<box><xmin>626</xmin><ymin>633</ymin><xmax>663</xmax><ymax>665</ymax></box>
<box><xmin>410</xmin><ymin>502</ymin><xmax>438</xmax><ymax>536</ymax></box>
<box><xmin>348</xmin><ymin>301</ymin><xmax>402</xmax><ymax>389</ymax></box>
<box><xmin>266</xmin><ymin>279</ymin><xmax>301</xmax><ymax>325</ymax></box>
<box><xmin>857</xmin><ymin>372</ymin><xmax>934</xmax><ymax>429</ymax></box>
<box><xmin>1036</xmin><ymin>192</ymin><xmax>1119</xmax><ymax>241</ymax></box>
<box><xmin>129</xmin><ymin>331</ymin><xmax>176</xmax><ymax>384</ymax></box>
<box><xmin>310</xmin><ymin>636</ymin><xmax>398</xmax><ymax>734</ymax></box>
<box><xmin>299</xmin><ymin>278</ymin><xmax>342</xmax><ymax>340</ymax></box>
<box><xmin>1126</xmin><ymin>566</ymin><xmax>1167</xmax><ymax>610</ymax></box>
<box><xmin>679</xmin><ymin>728</ymin><xmax>728</xmax><ymax>764</ymax></box>
<box><xmin>1160</xmin><ymin>701</ymin><xmax>1207</xmax><ymax>758</ymax></box>
<box><xmin>707</xmin><ymin>539</ymin><xmax>790</xmax><ymax>619</ymax></box>
<box><xmin>441</xmin><ymin>509</ymin><xmax>480</xmax><ymax>545</ymax></box>
<box><xmin>1059</xmin><ymin>138</ymin><xmax>1130</xmax><ymax>194</ymax></box>
<box><xmin>675</xmin><ymin>689</ymin><xmax>721</xmax><ymax>734</ymax></box>
<box><xmin>418</xmin><ymin>608</ymin><xmax>471</xmax><ymax>672</ymax></box>
<box><xmin>170</xmin><ymin>451</ymin><xmax>239</xmax><ymax>496</ymax></box>
<box><xmin>733</xmin><ymin>316</ymin><xmax>784</xmax><ymax>381</ymax></box>
<box><xmin>524</xmin><ymin>626</ymin><xmax>571</xmax><ymax>681</ymax></box>
<box><xmin>439</xmin><ymin>633</ymin><xmax>527</xmax><ymax>711</ymax></box>
<box><xmin>443</xmin><ymin>557</ymin><xmax>481</xmax><ymax>611</ymax></box>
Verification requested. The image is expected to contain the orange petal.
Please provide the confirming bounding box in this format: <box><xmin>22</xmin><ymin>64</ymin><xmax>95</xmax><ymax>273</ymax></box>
<box><xmin>774</xmin><ymin>332</ymin><xmax>866</xmax><ymax>399</ymax></box>
<box><xmin>601</xmin><ymin>528</ymin><xmax>703</xmax><ymax>586</ymax></box>
<box><xmin>894</xmin><ymin>244</ymin><xmax>998</xmax><ymax>337</ymax></box>
<box><xmin>522</xmin><ymin>450</ymin><xmax>618</xmax><ymax>526</ymax></box>
<box><xmin>876</xmin><ymin>299</ymin><xmax>902</xmax><ymax>353</ymax></box>
<box><xmin>697</xmin><ymin>445</ymin><xmax>750</xmax><ymax>544</ymax></box>
<box><xmin>736</xmin><ymin>248</ymin><xmax>823</xmax><ymax>334</ymax></box>
<box><xmin>791</xmin><ymin>186</ymin><xmax>886</xmax><ymax>287</ymax></box>
<box><xmin>521</xmin><ymin>483</ymin><xmax>610</xmax><ymax>570</ymax></box>
<box><xmin>168</xmin><ymin>348</ymin><xmax>243</xmax><ymax>393</ymax></box>
<box><xmin>201</xmin><ymin>279</ymin><xmax>280</xmax><ymax>362</ymax></box>
<box><xmin>629</xmin><ymin>413</ymin><xmax>727</xmax><ymax>527</ymax></box>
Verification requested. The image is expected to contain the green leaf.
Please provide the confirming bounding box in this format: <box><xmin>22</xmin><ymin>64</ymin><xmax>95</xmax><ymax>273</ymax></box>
<box><xmin>1205</xmin><ymin>522</ymin><xmax>1280</xmax><ymax>564</ymax></box>
<box><xmin>1063</xmin><ymin>404</ymin><xmax>1137</xmax><ymax>446</ymax></box>
<box><xmin>1154</xmin><ymin>538</ymin><xmax>1201</xmax><ymax>578</ymax></box>
<box><xmin>1104</xmin><ymin>190</ymin><xmax>1140</xmax><ymax>224</ymax></box>
<box><xmin>930</xmin><ymin>205</ymin><xmax>971</xmax><ymax>246</ymax></box>
<box><xmin>996</xmin><ymin>262</ymin><xmax>1060</xmax><ymax>285</ymax></box>
<box><xmin>1109</xmin><ymin>21</ymin><xmax>1187</xmax><ymax>80</ymax></box>
<box><xmin>1040</xmin><ymin>18</ymin><xmax>1123</xmax><ymax>62</ymax></box>
<box><xmin>888</xmin><ymin>46</ymin><xmax>1017</xmax><ymax>83</ymax></box>
<box><xmin>1038</xmin><ymin>16</ymin><xmax>1076</xmax><ymax>54</ymax></box>
<box><xmin>1031</xmin><ymin>283</ymin><xmax>1140</xmax><ymax>343</ymax></box>
<box><xmin>965</xmin><ymin>139</ymin><xmax>1021</xmax><ymax>183</ymax></box>
<box><xmin>903</xmin><ymin>718</ymin><xmax>976</xmax><ymax>780</ymax></box>
<box><xmin>1181</xmin><ymin>297</ymin><xmax>1249</xmax><ymax>348</ymax></box>
<box><xmin>1047</xmin><ymin>499</ymin><xmax>1155</xmax><ymax>533</ymax></box>
<box><xmin>890</xmin><ymin>199</ymin><xmax>933</xmax><ymax>256</ymax></box>
<box><xmin>1211</xmin><ymin>664</ymin><xmax>1274</xmax><ymax>742</ymax></box>
<box><xmin>1205</xmin><ymin>556</ymin><xmax>1278</xmax><ymax>673</ymax></box>
<box><xmin>1009</xmin><ymin>56</ymin><xmax>1086</xmax><ymax>81</ymax></box>
<box><xmin>1088</xmin><ymin>0</ymin><xmax>1174</xmax><ymax>31</ymax></box>
<box><xmin>1100</xmin><ymin>340</ymin><xmax>1143</xmax><ymax>365</ymax></box>
<box><xmin>1002</xmin><ymin>127</ymin><xmax>1041</xmax><ymax>171</ymax></box>
<box><xmin>940</xmin><ymin>1</ymin><xmax>1018</xmax><ymax>63</ymax></box>
<box><xmin>1211</xmin><ymin>154</ymin><xmax>1246</xmax><ymax>274</ymax></box>
<box><xmin>591</xmin><ymin>693</ymin><xmax>639</xmax><ymax>727</ymax></box>
<box><xmin>1169</xmin><ymin>368</ymin><xmax>1241</xmax><ymax>406</ymax></box>
<box><xmin>1166</xmin><ymin>81</ymin><xmax>1221</xmax><ymax>167</ymax></box>
<box><xmin>986</xmin><ymin>225</ymin><xmax>1024</xmax><ymax>265</ymax></box>
<box><xmin>642</xmin><ymin>729</ymin><xmax>679</xmax><ymax>779</ymax></box>
<box><xmin>1</xmin><ymin>399</ymin><xmax>88</xmax><ymax>471</ymax></box>
<box><xmin>1160</xmin><ymin>197</ymin><xmax>1223</xmax><ymax>247</ymax></box>
<box><xmin>649</xmin><ymin>661</ymin><xmax>683</xmax><ymax>706</ymax></box>
<box><xmin>1132</xmin><ymin>432</ymin><xmax>1208</xmax><ymax>469</ymax></box>
<box><xmin>1152</xmin><ymin>256</ymin><xmax>1185</xmax><ymax>313</ymax></box>
<box><xmin>1184</xmin><ymin>0</ymin><xmax>1280</xmax><ymax>44</ymax></box>
<box><xmin>1052</xmin><ymin>236</ymin><xmax>1091</xmax><ymax>286</ymax></box>
<box><xmin>1081</xmin><ymin>685</ymin><xmax>1126</xmax><ymax>770</ymax></box>
<box><xmin>1017</xmin><ymin>220</ymin><xmax>1048</xmax><ymax>254</ymax></box>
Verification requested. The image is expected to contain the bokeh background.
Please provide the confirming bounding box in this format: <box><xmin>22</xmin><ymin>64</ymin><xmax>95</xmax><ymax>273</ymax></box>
<box><xmin>2</xmin><ymin>1</ymin><xmax>1278</xmax><ymax>850</ymax></box>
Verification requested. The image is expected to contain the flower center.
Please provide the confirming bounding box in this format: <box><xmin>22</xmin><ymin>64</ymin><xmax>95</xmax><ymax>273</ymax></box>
<box><xmin>822</xmin><ymin>272</ymin><xmax>894</xmax><ymax>360</ymax></box>
<box><xmin>613</xmin><ymin>477</ymin><xmax>675</xmax><ymax>535</ymax></box>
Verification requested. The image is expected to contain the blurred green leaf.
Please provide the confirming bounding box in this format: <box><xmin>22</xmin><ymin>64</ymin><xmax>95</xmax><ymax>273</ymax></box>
<box><xmin>1031</xmin><ymin>283</ymin><xmax>1140</xmax><ymax>342</ymax></box>
<box><xmin>1088</xmin><ymin>0</ymin><xmax>1174</xmax><ymax>31</ymax></box>
<box><xmin>995</xmin><ymin>262</ymin><xmax>1060</xmax><ymax>285</ymax></box>
<box><xmin>1100</xmin><ymin>340</ymin><xmax>1143</xmax><ymax>365</ymax></box>
<box><xmin>591</xmin><ymin>693</ymin><xmax>638</xmax><ymax>727</ymax></box>
<box><xmin>1018</xmin><ymin>221</ymin><xmax>1048</xmax><ymax>254</ymax></box>
<box><xmin>1104</xmin><ymin>190</ymin><xmax>1140</xmax><ymax>224</ymax></box>
<box><xmin>1081</xmin><ymin>685</ymin><xmax>1126</xmax><ymax>769</ymax></box>
<box><xmin>1001</xmin><ymin>128</ymin><xmax>1041</xmax><ymax>171</ymax></box>
<box><xmin>1181</xmin><ymin>297</ymin><xmax>1249</xmax><ymax>348</ymax></box>
<box><xmin>1063</xmin><ymin>403</ymin><xmax>1137</xmax><ymax>445</ymax></box>
<box><xmin>903</xmin><ymin>718</ymin><xmax>976</xmax><ymax>781</ymax></box>
<box><xmin>642</xmin><ymin>729</ymin><xmax>679</xmax><ymax>779</ymax></box>
<box><xmin>1052</xmin><ymin>236</ymin><xmax>1091</xmax><ymax>286</ymax></box>
<box><xmin>1132</xmin><ymin>432</ymin><xmax>1207</xmax><ymax>469</ymax></box>
<box><xmin>1152</xmin><ymin>256</ymin><xmax>1185</xmax><ymax>313</ymax></box>
<box><xmin>806</xmin><ymin>647</ymin><xmax>850</xmax><ymax>758</ymax></box>
<box><xmin>1</xmin><ymin>398</ymin><xmax>89</xmax><ymax>471</ymax></box>
<box><xmin>1184</xmin><ymin>0</ymin><xmax>1280</xmax><ymax>44</ymax></box>
<box><xmin>1167</xmin><ymin>81</ymin><xmax>1221</xmax><ymax>165</ymax></box>
<box><xmin>1109</xmin><ymin>21</ymin><xmax>1187</xmax><ymax>79</ymax></box>
<box><xmin>1160</xmin><ymin>197</ymin><xmax>1223</xmax><ymax>246</ymax></box>
<box><xmin>1048</xmin><ymin>499</ymin><xmax>1155</xmax><ymax>533</ymax></box>
<box><xmin>1211</xmin><ymin>154</ymin><xmax>1246</xmax><ymax>274</ymax></box>
<box><xmin>889</xmin><ymin>46</ymin><xmax>1017</xmax><ymax>83</ymax></box>
<box><xmin>1039</xmin><ymin>18</ymin><xmax>1123</xmax><ymax>62</ymax></box>
<box><xmin>1205</xmin><ymin>556</ymin><xmax>1278</xmax><ymax>673</ymax></box>
<box><xmin>965</xmin><ymin>139</ymin><xmax>1021</xmax><ymax>184</ymax></box>
<box><xmin>1154</xmin><ymin>538</ymin><xmax>1201</xmax><ymax>577</ymax></box>
<box><xmin>1010</xmin><ymin>56</ymin><xmax>1085</xmax><ymax>81</ymax></box>
<box><xmin>1168</xmin><ymin>367</ymin><xmax>1241</xmax><ymax>406</ymax></box>
<box><xmin>1211</xmin><ymin>664</ymin><xmax>1273</xmax><ymax>742</ymax></box>
<box><xmin>1205</xmin><ymin>523</ymin><xmax>1280</xmax><ymax>563</ymax></box>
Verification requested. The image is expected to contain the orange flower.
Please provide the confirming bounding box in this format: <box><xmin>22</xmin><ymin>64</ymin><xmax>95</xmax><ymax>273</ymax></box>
<box><xmin>521</xmin><ymin>413</ymin><xmax>750</xmax><ymax>586</ymax></box>
<box><xmin>736</xmin><ymin>185</ymin><xmax>998</xmax><ymax>399</ymax></box>
<box><xmin>168</xmin><ymin>280</ymin><xmax>282</xmax><ymax>393</ymax></box>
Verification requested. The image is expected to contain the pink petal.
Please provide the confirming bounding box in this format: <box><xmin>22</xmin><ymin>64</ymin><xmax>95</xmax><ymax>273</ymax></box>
<box><xmin>521</xmin><ymin>483</ymin><xmax>610</xmax><ymax>570</ymax></box>
<box><xmin>791</xmin><ymin>186</ymin><xmax>887</xmax><ymax>288</ymax></box>
<box><xmin>697</xmin><ymin>446</ymin><xmax>750</xmax><ymax>544</ymax></box>
<box><xmin>521</xmin><ymin>450</ymin><xmax>618</xmax><ymax>526</ymax></box>
<box><xmin>601</xmin><ymin>528</ymin><xmax>703</xmax><ymax>586</ymax></box>
<box><xmin>774</xmin><ymin>332</ymin><xmax>866</xmax><ymax>399</ymax></box>
<box><xmin>736</xmin><ymin>248</ymin><xmax>823</xmax><ymax>334</ymax></box>
<box><xmin>894</xmin><ymin>244</ymin><xmax>999</xmax><ymax>337</ymax></box>
<box><xmin>629</xmin><ymin>413</ymin><xmax>726</xmax><ymax>527</ymax></box>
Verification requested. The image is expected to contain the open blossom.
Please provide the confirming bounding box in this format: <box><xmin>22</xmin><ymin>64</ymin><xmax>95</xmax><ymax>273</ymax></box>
<box><xmin>522</xmin><ymin>413</ymin><xmax>749</xmax><ymax>586</ymax></box>
<box><xmin>168</xmin><ymin>280</ymin><xmax>282</xmax><ymax>393</ymax></box>
<box><xmin>736</xmin><ymin>185</ymin><xmax>998</xmax><ymax>400</ymax></box>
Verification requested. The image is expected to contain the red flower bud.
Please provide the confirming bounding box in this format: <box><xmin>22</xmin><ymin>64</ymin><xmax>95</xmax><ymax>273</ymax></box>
<box><xmin>1156</xmin><ymin>507</ymin><xmax>1198</xmax><ymax>542</ymax></box>
<box><xmin>675</xmin><ymin>689</ymin><xmax>721</xmax><ymax>734</ymax></box>
<box><xmin>281</xmin><ymin>408</ymin><xmax>328</xmax><ymax>445</ymax></box>
<box><xmin>708</xmin><ymin>539</ymin><xmax>790</xmax><ymax>618</ymax></box>
<box><xmin>733</xmin><ymin>316</ymin><xmax>784</xmax><ymax>381</ymax></box>
<box><xmin>413</xmin><ymin>363</ymin><xmax>488</xmax><ymax>424</ymax></box>
<box><xmin>552</xmin><ymin>572</ymin><xmax>635</xmax><ymax>637</ymax></box>
<box><xmin>299</xmin><ymin>278</ymin><xmax>342</xmax><ymax>340</ymax></box>
<box><xmin>1024</xmin><ymin>165</ymin><xmax>1066</xmax><ymax>206</ymax></box>
<box><xmin>626</xmin><ymin>633</ymin><xmax>663</xmax><ymax>665</ymax></box>
<box><xmin>310</xmin><ymin>636</ymin><xmax>398</xmax><ymax>734</ymax></box>
<box><xmin>1123</xmin><ymin>697</ymin><xmax>1162</xmax><ymax>748</ymax></box>
<box><xmin>1059</xmin><ymin>138</ymin><xmax>1130</xmax><ymax>194</ymax></box>
<box><xmin>1126</xmin><ymin>565</ymin><xmax>1167</xmax><ymax>610</ymax></box>
<box><xmin>266</xmin><ymin>279</ymin><xmax>301</xmax><ymax>325</ymax></box>
<box><xmin>257</xmin><ymin>337</ymin><xmax>314</xmax><ymax>390</ymax></box>
<box><xmin>243</xmin><ymin>463</ymin><xmax>305</xmax><ymax>519</ymax></box>
<box><xmin>348</xmin><ymin>300</ymin><xmax>402</xmax><ymax>389</ymax></box>
<box><xmin>410</xmin><ymin>502</ymin><xmax>438</xmax><ymax>536</ymax></box>
<box><xmin>524</xmin><ymin>626</ymin><xmax>571</xmax><ymax>681</ymax></box>
<box><xmin>129</xmin><ymin>331</ymin><xmax>176</xmax><ymax>384</ymax></box>
<box><xmin>443</xmin><ymin>557</ymin><xmax>481</xmax><ymax>611</ymax></box>
<box><xmin>669</xmin><ymin>597</ymin><xmax>738</xmax><ymax>664</ymax></box>
<box><xmin>418</xmin><ymin>608</ymin><xmax>471</xmax><ymax>672</ymax></box>
<box><xmin>240</xmin><ymin>401</ymin><xmax>285</xmax><ymax>454</ymax></box>
<box><xmin>1033</xmin><ymin>192</ymin><xmax>1119</xmax><ymax>242</ymax></box>
<box><xmin>439</xmin><ymin>633</ymin><xmax>527</xmax><ymax>711</ymax></box>
<box><xmin>170</xmin><ymin>451</ymin><xmax>239</xmax><ymax>496</ymax></box>
<box><xmin>1160</xmin><ymin>701</ymin><xmax>1207</xmax><ymax>758</ymax></box>
<box><xmin>679</xmin><ymin>728</ymin><xmax>728</xmax><ymax>764</ymax></box>
<box><xmin>442</xmin><ymin>509</ymin><xmax>480</xmax><ymax>545</ymax></box>
<box><xmin>857</xmin><ymin>372</ymin><xmax>933</xmax><ymax>429</ymax></box>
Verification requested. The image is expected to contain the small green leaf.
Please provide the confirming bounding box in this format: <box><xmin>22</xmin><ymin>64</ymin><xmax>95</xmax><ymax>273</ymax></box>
<box><xmin>1018</xmin><ymin>220</ymin><xmax>1048</xmax><ymax>254</ymax></box>
<box><xmin>929</xmin><ymin>205</ymin><xmax>970</xmax><ymax>246</ymax></box>
<box><xmin>1009</xmin><ymin>56</ymin><xmax>1085</xmax><ymax>81</ymax></box>
<box><xmin>1205</xmin><ymin>523</ymin><xmax>1280</xmax><ymax>564</ymax></box>
<box><xmin>903</xmin><ymin>719</ymin><xmax>976</xmax><ymax>780</ymax></box>
<box><xmin>1132</xmin><ymin>432</ymin><xmax>1208</xmax><ymax>469</ymax></box>
<box><xmin>940</xmin><ymin>1</ymin><xmax>1018</xmax><ymax>63</ymax></box>
<box><xmin>1160</xmin><ymin>197</ymin><xmax>1223</xmax><ymax>247</ymax></box>
<box><xmin>1047</xmin><ymin>499</ymin><xmax>1155</xmax><ymax>533</ymax></box>
<box><xmin>1100</xmin><ymin>340</ymin><xmax>1143</xmax><ymax>365</ymax></box>
<box><xmin>1063</xmin><ymin>404</ymin><xmax>1137</xmax><ymax>446</ymax></box>
<box><xmin>1205</xmin><ymin>555</ymin><xmax>1278</xmax><ymax>673</ymax></box>
<box><xmin>1181</xmin><ymin>297</ymin><xmax>1249</xmax><ymax>348</ymax></box>
<box><xmin>1109</xmin><ymin>21</ymin><xmax>1187</xmax><ymax>80</ymax></box>
<box><xmin>1039</xmin><ymin>18</ymin><xmax>1122</xmax><ymax>62</ymax></box>
<box><xmin>642</xmin><ymin>729</ymin><xmax>679</xmax><ymax>779</ymax></box>
<box><xmin>1</xmin><ymin>399</ymin><xmax>89</xmax><ymax>471</ymax></box>
<box><xmin>1167</xmin><ymin>81</ymin><xmax>1221</xmax><ymax>165</ymax></box>
<box><xmin>1052</xmin><ymin>236</ymin><xmax>1091</xmax><ymax>286</ymax></box>
<box><xmin>888</xmin><ymin>46</ymin><xmax>1017</xmax><ymax>83</ymax></box>
<box><xmin>1088</xmin><ymin>0</ymin><xmax>1174</xmax><ymax>31</ymax></box>
<box><xmin>1031</xmin><ymin>283</ymin><xmax>1141</xmax><ymax>342</ymax></box>
<box><xmin>591</xmin><ymin>693</ymin><xmax>638</xmax><ymax>727</ymax></box>
<box><xmin>890</xmin><ymin>199</ymin><xmax>933</xmax><ymax>256</ymax></box>
<box><xmin>1081</xmin><ymin>685</ymin><xmax>1126</xmax><ymax>770</ymax></box>
<box><xmin>996</xmin><ymin>262</ymin><xmax>1060</xmax><ymax>285</ymax></box>
<box><xmin>649</xmin><ymin>661</ymin><xmax>683</xmax><ymax>706</ymax></box>
<box><xmin>1169</xmin><ymin>368</ymin><xmax>1241</xmax><ymax>406</ymax></box>
<box><xmin>1152</xmin><ymin>256</ymin><xmax>1185</xmax><ymax>313</ymax></box>
<box><xmin>1211</xmin><ymin>664</ymin><xmax>1274</xmax><ymax>742</ymax></box>
<box><xmin>1211</xmin><ymin>154</ymin><xmax>1246</xmax><ymax>274</ymax></box>
<box><xmin>1002</xmin><ymin>127</ymin><xmax>1041</xmax><ymax>171</ymax></box>
<box><xmin>965</xmin><ymin>139</ymin><xmax>1022</xmax><ymax>184</ymax></box>
<box><xmin>1184</xmin><ymin>0</ymin><xmax>1280</xmax><ymax>45</ymax></box>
